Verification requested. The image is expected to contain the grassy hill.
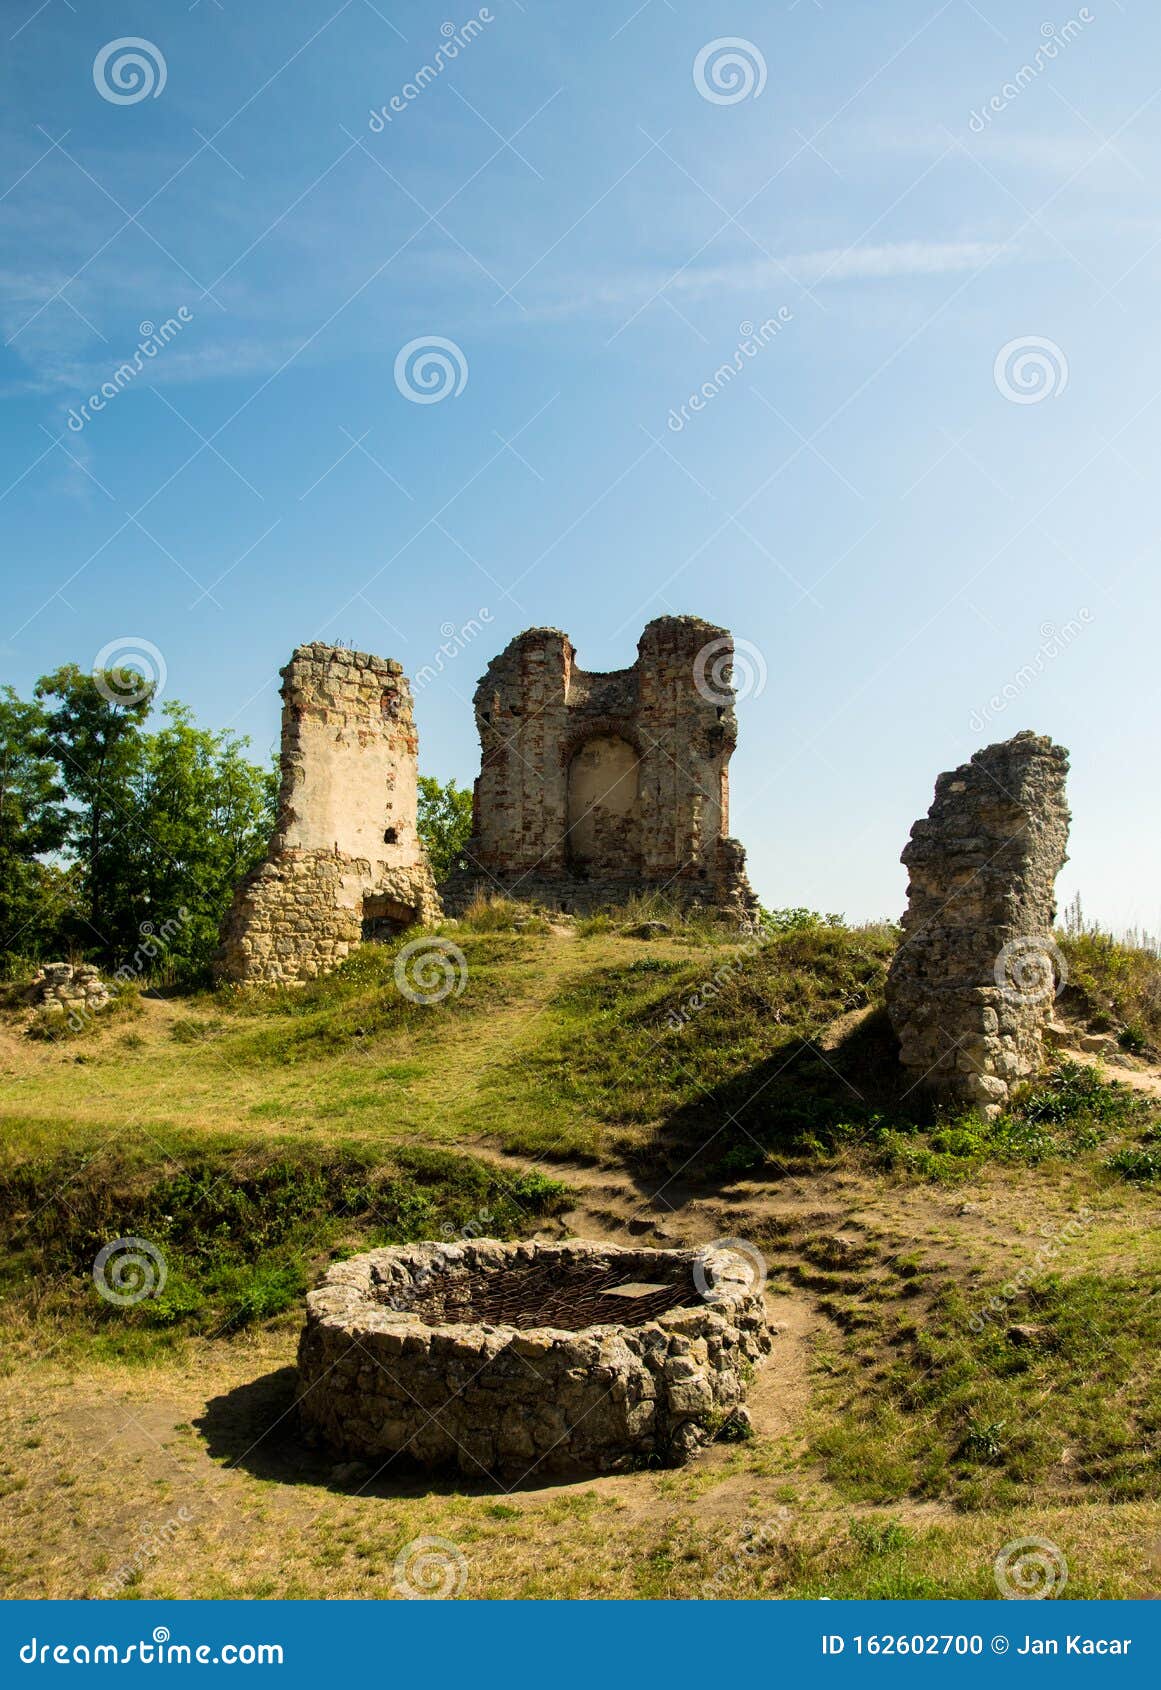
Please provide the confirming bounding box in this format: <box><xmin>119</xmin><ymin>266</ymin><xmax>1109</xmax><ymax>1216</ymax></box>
<box><xmin>1</xmin><ymin>905</ymin><xmax>1158</xmax><ymax>1599</ymax></box>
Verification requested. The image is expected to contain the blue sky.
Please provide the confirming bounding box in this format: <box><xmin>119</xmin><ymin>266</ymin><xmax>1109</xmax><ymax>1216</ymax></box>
<box><xmin>2</xmin><ymin>0</ymin><xmax>1158</xmax><ymax>927</ymax></box>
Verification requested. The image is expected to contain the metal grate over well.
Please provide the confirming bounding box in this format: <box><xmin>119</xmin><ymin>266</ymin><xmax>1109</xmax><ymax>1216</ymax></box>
<box><xmin>395</xmin><ymin>1258</ymin><xmax>697</xmax><ymax>1331</ymax></box>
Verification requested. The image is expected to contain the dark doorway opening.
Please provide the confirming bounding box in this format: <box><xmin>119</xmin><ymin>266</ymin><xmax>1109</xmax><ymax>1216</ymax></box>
<box><xmin>361</xmin><ymin>894</ymin><xmax>416</xmax><ymax>943</ymax></box>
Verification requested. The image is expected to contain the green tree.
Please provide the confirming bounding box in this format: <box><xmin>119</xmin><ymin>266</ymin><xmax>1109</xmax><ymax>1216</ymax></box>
<box><xmin>124</xmin><ymin>704</ymin><xmax>276</xmax><ymax>976</ymax></box>
<box><xmin>417</xmin><ymin>775</ymin><xmax>473</xmax><ymax>883</ymax></box>
<box><xmin>35</xmin><ymin>664</ymin><xmax>152</xmax><ymax>959</ymax></box>
<box><xmin>31</xmin><ymin>668</ymin><xmax>275</xmax><ymax>978</ymax></box>
<box><xmin>0</xmin><ymin>687</ymin><xmax>68</xmax><ymax>963</ymax></box>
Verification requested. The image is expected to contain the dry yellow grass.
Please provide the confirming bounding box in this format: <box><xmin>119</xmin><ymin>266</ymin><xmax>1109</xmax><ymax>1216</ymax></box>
<box><xmin>2</xmin><ymin>927</ymin><xmax>1159</xmax><ymax>1600</ymax></box>
<box><xmin>2</xmin><ymin>1327</ymin><xmax>1157</xmax><ymax>1601</ymax></box>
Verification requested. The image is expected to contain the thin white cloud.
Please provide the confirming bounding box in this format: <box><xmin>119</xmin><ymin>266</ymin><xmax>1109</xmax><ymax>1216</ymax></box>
<box><xmin>529</xmin><ymin>238</ymin><xmax>1014</xmax><ymax>318</ymax></box>
<box><xmin>676</xmin><ymin>238</ymin><xmax>1009</xmax><ymax>290</ymax></box>
<box><xmin>858</xmin><ymin>123</ymin><xmax>1146</xmax><ymax>183</ymax></box>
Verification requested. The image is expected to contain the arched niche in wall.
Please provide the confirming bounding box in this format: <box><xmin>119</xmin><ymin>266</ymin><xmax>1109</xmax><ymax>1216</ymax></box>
<box><xmin>566</xmin><ymin>734</ymin><xmax>642</xmax><ymax>873</ymax></box>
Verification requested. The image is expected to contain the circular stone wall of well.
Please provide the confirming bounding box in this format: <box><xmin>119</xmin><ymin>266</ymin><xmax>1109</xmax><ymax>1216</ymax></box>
<box><xmin>295</xmin><ymin>1239</ymin><xmax>771</xmax><ymax>1476</ymax></box>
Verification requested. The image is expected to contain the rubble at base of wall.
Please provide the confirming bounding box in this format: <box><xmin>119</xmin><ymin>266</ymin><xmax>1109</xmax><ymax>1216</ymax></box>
<box><xmin>23</xmin><ymin>962</ymin><xmax>113</xmax><ymax>1016</ymax></box>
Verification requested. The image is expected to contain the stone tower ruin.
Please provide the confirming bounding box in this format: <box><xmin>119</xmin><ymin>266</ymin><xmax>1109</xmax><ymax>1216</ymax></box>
<box><xmin>442</xmin><ymin>616</ymin><xmax>757</xmax><ymax>918</ymax></box>
<box><xmin>218</xmin><ymin>644</ymin><xmax>441</xmax><ymax>983</ymax></box>
<box><xmin>886</xmin><ymin>731</ymin><xmax>1070</xmax><ymax>1118</ymax></box>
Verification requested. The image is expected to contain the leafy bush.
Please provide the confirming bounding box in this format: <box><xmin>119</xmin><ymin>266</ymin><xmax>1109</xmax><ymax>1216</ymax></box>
<box><xmin>867</xmin><ymin>1063</ymin><xmax>1154</xmax><ymax>1182</ymax></box>
<box><xmin>760</xmin><ymin>907</ymin><xmax>848</xmax><ymax>932</ymax></box>
<box><xmin>1019</xmin><ymin>1060</ymin><xmax>1142</xmax><ymax>1126</ymax></box>
<box><xmin>1059</xmin><ymin>929</ymin><xmax>1161</xmax><ymax>1048</ymax></box>
<box><xmin>1104</xmin><ymin>1146</ymin><xmax>1161</xmax><ymax>1184</ymax></box>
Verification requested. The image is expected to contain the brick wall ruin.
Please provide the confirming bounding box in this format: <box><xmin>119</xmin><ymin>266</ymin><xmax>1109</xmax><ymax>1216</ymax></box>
<box><xmin>218</xmin><ymin>644</ymin><xmax>441</xmax><ymax>983</ymax></box>
<box><xmin>442</xmin><ymin>616</ymin><xmax>757</xmax><ymax>918</ymax></box>
<box><xmin>886</xmin><ymin>731</ymin><xmax>1070</xmax><ymax>1118</ymax></box>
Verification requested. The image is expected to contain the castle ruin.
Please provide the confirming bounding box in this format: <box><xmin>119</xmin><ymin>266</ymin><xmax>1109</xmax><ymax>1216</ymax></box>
<box><xmin>218</xmin><ymin>644</ymin><xmax>441</xmax><ymax>983</ymax></box>
<box><xmin>886</xmin><ymin>731</ymin><xmax>1070</xmax><ymax>1118</ymax></box>
<box><xmin>442</xmin><ymin>616</ymin><xmax>758</xmax><ymax>918</ymax></box>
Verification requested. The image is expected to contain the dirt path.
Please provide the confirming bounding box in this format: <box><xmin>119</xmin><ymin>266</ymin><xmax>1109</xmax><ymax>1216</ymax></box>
<box><xmin>1055</xmin><ymin>1043</ymin><xmax>1161</xmax><ymax>1098</ymax></box>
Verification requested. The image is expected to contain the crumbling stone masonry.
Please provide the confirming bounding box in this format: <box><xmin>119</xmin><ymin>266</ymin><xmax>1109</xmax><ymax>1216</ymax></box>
<box><xmin>886</xmin><ymin>731</ymin><xmax>1070</xmax><ymax>1118</ymax></box>
<box><xmin>218</xmin><ymin>645</ymin><xmax>440</xmax><ymax>983</ymax></box>
<box><xmin>296</xmin><ymin>1239</ymin><xmax>772</xmax><ymax>1474</ymax></box>
<box><xmin>26</xmin><ymin>963</ymin><xmax>111</xmax><ymax>1020</ymax></box>
<box><xmin>442</xmin><ymin>616</ymin><xmax>758</xmax><ymax>917</ymax></box>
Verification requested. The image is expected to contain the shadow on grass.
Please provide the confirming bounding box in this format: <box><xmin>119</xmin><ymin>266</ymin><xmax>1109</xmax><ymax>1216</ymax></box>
<box><xmin>195</xmin><ymin>1365</ymin><xmax>603</xmax><ymax>1499</ymax></box>
<box><xmin>632</xmin><ymin>1007</ymin><xmax>926</xmax><ymax>1181</ymax></box>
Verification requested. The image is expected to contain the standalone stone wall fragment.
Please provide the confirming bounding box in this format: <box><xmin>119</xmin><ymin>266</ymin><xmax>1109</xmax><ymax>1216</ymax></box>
<box><xmin>442</xmin><ymin>615</ymin><xmax>758</xmax><ymax>917</ymax></box>
<box><xmin>218</xmin><ymin>644</ymin><xmax>440</xmax><ymax>983</ymax></box>
<box><xmin>886</xmin><ymin>731</ymin><xmax>1070</xmax><ymax>1117</ymax></box>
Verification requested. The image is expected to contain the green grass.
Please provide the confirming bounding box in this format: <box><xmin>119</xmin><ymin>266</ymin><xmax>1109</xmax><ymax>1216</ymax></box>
<box><xmin>453</xmin><ymin>894</ymin><xmax>553</xmax><ymax>935</ymax></box>
<box><xmin>0</xmin><ymin>1135</ymin><xmax>568</xmax><ymax>1360</ymax></box>
<box><xmin>2</xmin><ymin>922</ymin><xmax>1157</xmax><ymax>1388</ymax></box>
<box><xmin>811</xmin><ymin>1267</ymin><xmax>1161</xmax><ymax>1509</ymax></box>
<box><xmin>3</xmin><ymin>915</ymin><xmax>1160</xmax><ymax>1599</ymax></box>
<box><xmin>7</xmin><ymin>924</ymin><xmax>1157</xmax><ymax>1201</ymax></box>
<box><xmin>868</xmin><ymin>1061</ymin><xmax>1157</xmax><ymax>1183</ymax></box>
<box><xmin>493</xmin><ymin>922</ymin><xmax>900</xmax><ymax>1165</ymax></box>
<box><xmin>571</xmin><ymin>893</ymin><xmax>747</xmax><ymax>942</ymax></box>
<box><xmin>217</xmin><ymin>934</ymin><xmax>533</xmax><ymax>1064</ymax></box>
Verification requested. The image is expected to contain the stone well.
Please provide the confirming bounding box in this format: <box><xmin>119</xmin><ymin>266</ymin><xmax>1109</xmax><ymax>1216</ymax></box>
<box><xmin>296</xmin><ymin>1239</ymin><xmax>771</xmax><ymax>1476</ymax></box>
